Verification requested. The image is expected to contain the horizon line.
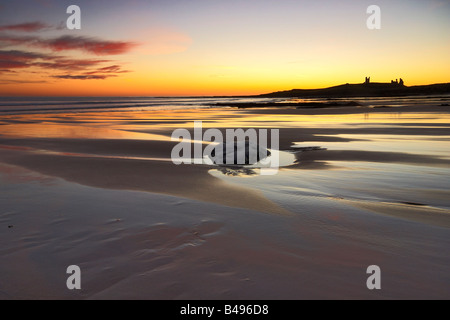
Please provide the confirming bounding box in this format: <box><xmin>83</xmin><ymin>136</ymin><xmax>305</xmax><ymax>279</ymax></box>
<box><xmin>1</xmin><ymin>81</ymin><xmax>449</xmax><ymax>98</ymax></box>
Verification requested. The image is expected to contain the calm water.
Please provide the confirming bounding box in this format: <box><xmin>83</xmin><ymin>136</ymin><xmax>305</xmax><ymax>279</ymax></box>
<box><xmin>0</xmin><ymin>96</ymin><xmax>274</xmax><ymax>114</ymax></box>
<box><xmin>0</xmin><ymin>94</ymin><xmax>449</xmax><ymax>114</ymax></box>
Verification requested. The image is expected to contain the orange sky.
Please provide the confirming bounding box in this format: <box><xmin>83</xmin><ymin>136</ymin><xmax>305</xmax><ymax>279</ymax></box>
<box><xmin>1</xmin><ymin>0</ymin><xmax>449</xmax><ymax>96</ymax></box>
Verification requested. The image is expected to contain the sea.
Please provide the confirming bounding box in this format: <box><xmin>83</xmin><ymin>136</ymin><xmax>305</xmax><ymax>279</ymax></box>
<box><xmin>0</xmin><ymin>95</ymin><xmax>448</xmax><ymax>115</ymax></box>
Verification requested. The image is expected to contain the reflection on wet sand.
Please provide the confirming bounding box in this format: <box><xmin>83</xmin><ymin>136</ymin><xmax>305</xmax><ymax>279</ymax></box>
<box><xmin>0</xmin><ymin>107</ymin><xmax>449</xmax><ymax>218</ymax></box>
<box><xmin>0</xmin><ymin>105</ymin><xmax>449</xmax><ymax>299</ymax></box>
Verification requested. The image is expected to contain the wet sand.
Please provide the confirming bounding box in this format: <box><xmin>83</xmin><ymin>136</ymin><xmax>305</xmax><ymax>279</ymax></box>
<box><xmin>0</xmin><ymin>105</ymin><xmax>449</xmax><ymax>299</ymax></box>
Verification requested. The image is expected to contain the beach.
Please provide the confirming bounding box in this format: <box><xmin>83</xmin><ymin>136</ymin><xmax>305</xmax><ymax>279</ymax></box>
<box><xmin>1</xmin><ymin>101</ymin><xmax>449</xmax><ymax>299</ymax></box>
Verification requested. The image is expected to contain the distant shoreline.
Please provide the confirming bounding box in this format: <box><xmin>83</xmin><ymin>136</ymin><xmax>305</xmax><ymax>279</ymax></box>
<box><xmin>257</xmin><ymin>82</ymin><xmax>450</xmax><ymax>98</ymax></box>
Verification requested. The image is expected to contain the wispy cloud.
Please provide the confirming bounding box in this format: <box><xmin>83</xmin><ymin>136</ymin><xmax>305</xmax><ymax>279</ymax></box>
<box><xmin>0</xmin><ymin>33</ymin><xmax>35</xmax><ymax>47</ymax></box>
<box><xmin>51</xmin><ymin>74</ymin><xmax>112</xmax><ymax>80</ymax></box>
<box><xmin>0</xmin><ymin>49</ymin><xmax>128</xmax><ymax>80</ymax></box>
<box><xmin>49</xmin><ymin>63</ymin><xmax>130</xmax><ymax>80</ymax></box>
<box><xmin>0</xmin><ymin>60</ymin><xmax>29</xmax><ymax>69</ymax></box>
<box><xmin>0</xmin><ymin>69</ymin><xmax>17</xmax><ymax>73</ymax></box>
<box><xmin>0</xmin><ymin>21</ymin><xmax>52</xmax><ymax>32</ymax></box>
<box><xmin>34</xmin><ymin>58</ymin><xmax>111</xmax><ymax>71</ymax></box>
<box><xmin>0</xmin><ymin>49</ymin><xmax>52</xmax><ymax>70</ymax></box>
<box><xmin>0</xmin><ymin>79</ymin><xmax>47</xmax><ymax>84</ymax></box>
<box><xmin>0</xmin><ymin>33</ymin><xmax>137</xmax><ymax>55</ymax></box>
<box><xmin>0</xmin><ymin>20</ymin><xmax>138</xmax><ymax>82</ymax></box>
<box><xmin>0</xmin><ymin>49</ymin><xmax>52</xmax><ymax>61</ymax></box>
<box><xmin>85</xmin><ymin>65</ymin><xmax>129</xmax><ymax>75</ymax></box>
<box><xmin>41</xmin><ymin>36</ymin><xmax>137</xmax><ymax>55</ymax></box>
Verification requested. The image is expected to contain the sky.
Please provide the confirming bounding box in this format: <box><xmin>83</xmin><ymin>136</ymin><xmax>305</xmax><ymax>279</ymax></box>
<box><xmin>0</xmin><ymin>0</ymin><xmax>449</xmax><ymax>96</ymax></box>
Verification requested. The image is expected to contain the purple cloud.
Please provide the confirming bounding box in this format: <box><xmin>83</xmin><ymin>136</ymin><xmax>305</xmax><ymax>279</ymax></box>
<box><xmin>51</xmin><ymin>74</ymin><xmax>113</xmax><ymax>80</ymax></box>
<box><xmin>0</xmin><ymin>21</ymin><xmax>52</xmax><ymax>32</ymax></box>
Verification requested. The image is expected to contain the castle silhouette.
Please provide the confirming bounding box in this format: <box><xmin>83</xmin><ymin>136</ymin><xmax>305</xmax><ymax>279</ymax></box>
<box><xmin>365</xmin><ymin>77</ymin><xmax>404</xmax><ymax>86</ymax></box>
